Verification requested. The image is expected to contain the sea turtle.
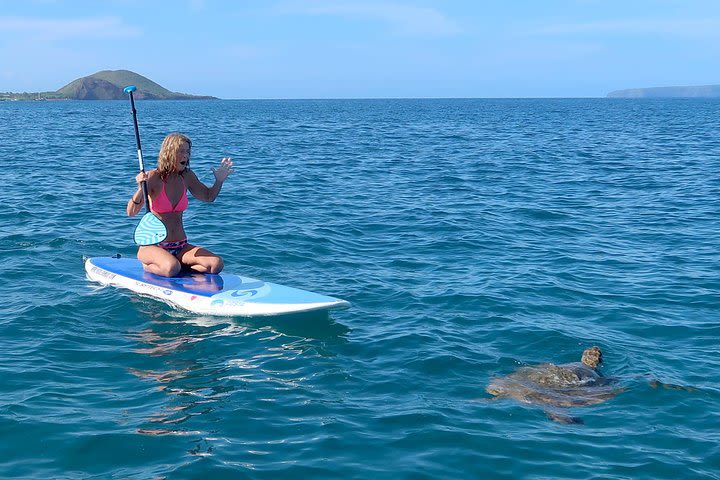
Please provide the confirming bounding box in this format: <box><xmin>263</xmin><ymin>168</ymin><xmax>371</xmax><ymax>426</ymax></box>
<box><xmin>486</xmin><ymin>346</ymin><xmax>623</xmax><ymax>424</ymax></box>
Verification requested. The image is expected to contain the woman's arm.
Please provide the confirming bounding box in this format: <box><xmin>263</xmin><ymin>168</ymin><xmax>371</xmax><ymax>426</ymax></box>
<box><xmin>185</xmin><ymin>157</ymin><xmax>233</xmax><ymax>202</ymax></box>
<box><xmin>127</xmin><ymin>171</ymin><xmax>152</xmax><ymax>216</ymax></box>
<box><xmin>126</xmin><ymin>187</ymin><xmax>145</xmax><ymax>216</ymax></box>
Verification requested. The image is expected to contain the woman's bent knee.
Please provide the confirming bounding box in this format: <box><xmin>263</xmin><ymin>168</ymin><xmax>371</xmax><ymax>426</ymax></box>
<box><xmin>209</xmin><ymin>257</ymin><xmax>224</xmax><ymax>274</ymax></box>
<box><xmin>160</xmin><ymin>262</ymin><xmax>182</xmax><ymax>277</ymax></box>
<box><xmin>138</xmin><ymin>246</ymin><xmax>182</xmax><ymax>277</ymax></box>
<box><xmin>144</xmin><ymin>261</ymin><xmax>181</xmax><ymax>277</ymax></box>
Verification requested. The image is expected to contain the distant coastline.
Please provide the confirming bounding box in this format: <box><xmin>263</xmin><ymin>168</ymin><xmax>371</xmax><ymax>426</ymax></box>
<box><xmin>5</xmin><ymin>75</ymin><xmax>720</xmax><ymax>100</ymax></box>
<box><xmin>607</xmin><ymin>84</ymin><xmax>720</xmax><ymax>98</ymax></box>
<box><xmin>0</xmin><ymin>70</ymin><xmax>216</xmax><ymax>101</ymax></box>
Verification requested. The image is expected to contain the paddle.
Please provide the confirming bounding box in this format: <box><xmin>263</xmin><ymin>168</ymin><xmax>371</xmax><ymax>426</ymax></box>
<box><xmin>124</xmin><ymin>85</ymin><xmax>167</xmax><ymax>245</ymax></box>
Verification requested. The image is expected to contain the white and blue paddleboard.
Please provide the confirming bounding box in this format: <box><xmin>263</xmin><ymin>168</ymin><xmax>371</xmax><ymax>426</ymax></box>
<box><xmin>85</xmin><ymin>257</ymin><xmax>349</xmax><ymax>317</ymax></box>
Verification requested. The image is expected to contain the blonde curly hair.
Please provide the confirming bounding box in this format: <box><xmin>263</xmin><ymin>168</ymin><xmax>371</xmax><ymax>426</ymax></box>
<box><xmin>157</xmin><ymin>133</ymin><xmax>192</xmax><ymax>179</ymax></box>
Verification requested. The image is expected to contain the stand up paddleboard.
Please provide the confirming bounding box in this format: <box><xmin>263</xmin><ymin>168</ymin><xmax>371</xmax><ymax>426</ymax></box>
<box><xmin>85</xmin><ymin>257</ymin><xmax>349</xmax><ymax>317</ymax></box>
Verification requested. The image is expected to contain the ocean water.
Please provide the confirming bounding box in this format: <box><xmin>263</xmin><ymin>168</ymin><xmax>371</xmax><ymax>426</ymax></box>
<box><xmin>1</xmin><ymin>98</ymin><xmax>718</xmax><ymax>479</ymax></box>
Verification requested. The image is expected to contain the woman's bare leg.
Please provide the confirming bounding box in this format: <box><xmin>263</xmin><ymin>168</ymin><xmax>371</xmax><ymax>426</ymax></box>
<box><xmin>137</xmin><ymin>245</ymin><xmax>182</xmax><ymax>277</ymax></box>
<box><xmin>179</xmin><ymin>244</ymin><xmax>224</xmax><ymax>274</ymax></box>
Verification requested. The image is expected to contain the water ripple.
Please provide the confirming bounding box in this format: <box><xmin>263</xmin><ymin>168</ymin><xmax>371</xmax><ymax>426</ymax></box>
<box><xmin>1</xmin><ymin>99</ymin><xmax>719</xmax><ymax>479</ymax></box>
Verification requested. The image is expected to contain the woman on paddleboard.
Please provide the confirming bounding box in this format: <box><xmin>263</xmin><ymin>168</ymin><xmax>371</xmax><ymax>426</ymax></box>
<box><xmin>127</xmin><ymin>132</ymin><xmax>233</xmax><ymax>277</ymax></box>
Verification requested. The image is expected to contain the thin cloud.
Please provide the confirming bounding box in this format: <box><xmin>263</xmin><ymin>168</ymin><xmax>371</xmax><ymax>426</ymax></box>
<box><xmin>0</xmin><ymin>16</ymin><xmax>141</xmax><ymax>39</ymax></box>
<box><xmin>276</xmin><ymin>1</ymin><xmax>462</xmax><ymax>36</ymax></box>
<box><xmin>530</xmin><ymin>18</ymin><xmax>720</xmax><ymax>37</ymax></box>
<box><xmin>188</xmin><ymin>0</ymin><xmax>207</xmax><ymax>12</ymax></box>
<box><xmin>218</xmin><ymin>43</ymin><xmax>270</xmax><ymax>60</ymax></box>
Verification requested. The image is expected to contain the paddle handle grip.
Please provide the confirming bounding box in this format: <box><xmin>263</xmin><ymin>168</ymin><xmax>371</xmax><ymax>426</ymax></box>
<box><xmin>125</xmin><ymin>86</ymin><xmax>150</xmax><ymax>211</ymax></box>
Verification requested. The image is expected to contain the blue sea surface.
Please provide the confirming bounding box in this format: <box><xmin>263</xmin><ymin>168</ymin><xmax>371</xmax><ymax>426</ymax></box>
<box><xmin>1</xmin><ymin>98</ymin><xmax>718</xmax><ymax>479</ymax></box>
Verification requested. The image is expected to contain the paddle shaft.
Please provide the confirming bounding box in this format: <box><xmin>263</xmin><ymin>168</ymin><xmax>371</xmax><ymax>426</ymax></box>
<box><xmin>127</xmin><ymin>90</ymin><xmax>150</xmax><ymax>211</ymax></box>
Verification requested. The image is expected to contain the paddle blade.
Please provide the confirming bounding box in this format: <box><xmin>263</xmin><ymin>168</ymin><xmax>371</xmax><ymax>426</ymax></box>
<box><xmin>134</xmin><ymin>212</ymin><xmax>167</xmax><ymax>245</ymax></box>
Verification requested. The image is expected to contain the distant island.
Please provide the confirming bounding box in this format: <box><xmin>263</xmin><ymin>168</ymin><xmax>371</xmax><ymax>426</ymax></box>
<box><xmin>0</xmin><ymin>70</ymin><xmax>217</xmax><ymax>101</ymax></box>
<box><xmin>607</xmin><ymin>84</ymin><xmax>720</xmax><ymax>98</ymax></box>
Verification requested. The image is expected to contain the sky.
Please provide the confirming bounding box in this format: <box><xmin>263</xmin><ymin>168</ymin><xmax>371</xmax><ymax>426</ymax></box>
<box><xmin>1</xmin><ymin>0</ymin><xmax>720</xmax><ymax>98</ymax></box>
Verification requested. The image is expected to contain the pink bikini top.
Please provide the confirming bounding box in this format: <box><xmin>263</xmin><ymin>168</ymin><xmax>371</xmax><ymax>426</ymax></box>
<box><xmin>150</xmin><ymin>177</ymin><xmax>188</xmax><ymax>214</ymax></box>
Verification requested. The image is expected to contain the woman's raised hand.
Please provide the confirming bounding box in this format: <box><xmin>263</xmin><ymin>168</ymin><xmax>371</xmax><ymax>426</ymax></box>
<box><xmin>212</xmin><ymin>157</ymin><xmax>234</xmax><ymax>182</ymax></box>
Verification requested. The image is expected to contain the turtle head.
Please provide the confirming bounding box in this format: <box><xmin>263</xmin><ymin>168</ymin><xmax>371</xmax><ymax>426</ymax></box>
<box><xmin>581</xmin><ymin>346</ymin><xmax>602</xmax><ymax>368</ymax></box>
<box><xmin>486</xmin><ymin>378</ymin><xmax>507</xmax><ymax>397</ymax></box>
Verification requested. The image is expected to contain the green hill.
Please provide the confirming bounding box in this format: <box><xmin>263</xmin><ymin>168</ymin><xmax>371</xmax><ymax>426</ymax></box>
<box><xmin>1</xmin><ymin>70</ymin><xmax>216</xmax><ymax>100</ymax></box>
<box><xmin>56</xmin><ymin>70</ymin><xmax>216</xmax><ymax>100</ymax></box>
